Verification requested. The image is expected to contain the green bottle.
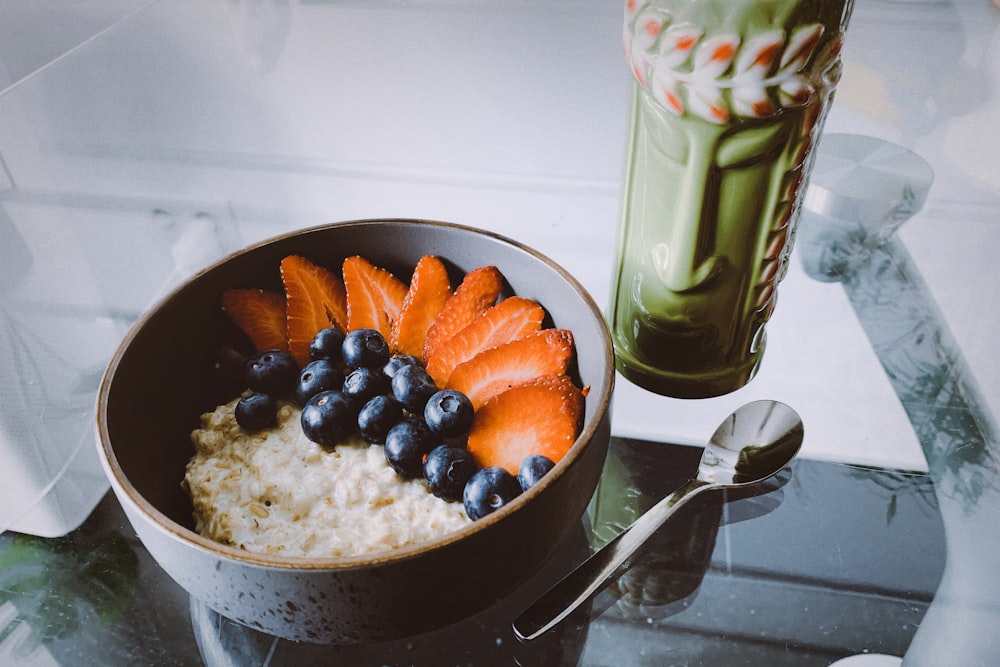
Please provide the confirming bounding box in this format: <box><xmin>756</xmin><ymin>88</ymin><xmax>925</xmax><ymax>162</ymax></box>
<box><xmin>609</xmin><ymin>0</ymin><xmax>854</xmax><ymax>397</ymax></box>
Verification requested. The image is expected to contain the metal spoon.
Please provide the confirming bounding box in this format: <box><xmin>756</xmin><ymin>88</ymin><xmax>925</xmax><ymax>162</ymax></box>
<box><xmin>512</xmin><ymin>399</ymin><xmax>804</xmax><ymax>642</ymax></box>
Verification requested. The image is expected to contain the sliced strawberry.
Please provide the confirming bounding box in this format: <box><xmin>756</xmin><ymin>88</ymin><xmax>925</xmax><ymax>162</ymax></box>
<box><xmin>343</xmin><ymin>255</ymin><xmax>408</xmax><ymax>339</ymax></box>
<box><xmin>445</xmin><ymin>328</ymin><xmax>574</xmax><ymax>409</ymax></box>
<box><xmin>422</xmin><ymin>265</ymin><xmax>503</xmax><ymax>360</ymax></box>
<box><xmin>220</xmin><ymin>288</ymin><xmax>287</xmax><ymax>352</ymax></box>
<box><xmin>466</xmin><ymin>374</ymin><xmax>584</xmax><ymax>474</ymax></box>
<box><xmin>280</xmin><ymin>255</ymin><xmax>348</xmax><ymax>367</ymax></box>
<box><xmin>424</xmin><ymin>296</ymin><xmax>545</xmax><ymax>387</ymax></box>
<box><xmin>390</xmin><ymin>255</ymin><xmax>452</xmax><ymax>359</ymax></box>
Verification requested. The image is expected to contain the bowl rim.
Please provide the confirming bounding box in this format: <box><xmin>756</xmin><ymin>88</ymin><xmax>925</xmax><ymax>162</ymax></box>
<box><xmin>95</xmin><ymin>218</ymin><xmax>614</xmax><ymax>571</ymax></box>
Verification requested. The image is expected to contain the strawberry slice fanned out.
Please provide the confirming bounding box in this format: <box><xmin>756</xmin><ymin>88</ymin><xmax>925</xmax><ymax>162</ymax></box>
<box><xmin>390</xmin><ymin>255</ymin><xmax>452</xmax><ymax>359</ymax></box>
<box><xmin>343</xmin><ymin>255</ymin><xmax>409</xmax><ymax>339</ymax></box>
<box><xmin>423</xmin><ymin>265</ymin><xmax>503</xmax><ymax>360</ymax></box>
<box><xmin>425</xmin><ymin>296</ymin><xmax>545</xmax><ymax>387</ymax></box>
<box><xmin>445</xmin><ymin>328</ymin><xmax>574</xmax><ymax>409</ymax></box>
<box><xmin>221</xmin><ymin>288</ymin><xmax>287</xmax><ymax>352</ymax></box>
<box><xmin>281</xmin><ymin>255</ymin><xmax>348</xmax><ymax>367</ymax></box>
<box><xmin>466</xmin><ymin>373</ymin><xmax>584</xmax><ymax>475</ymax></box>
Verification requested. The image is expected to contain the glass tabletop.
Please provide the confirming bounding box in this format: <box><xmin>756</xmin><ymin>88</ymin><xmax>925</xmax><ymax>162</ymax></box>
<box><xmin>0</xmin><ymin>442</ymin><xmax>946</xmax><ymax>666</ymax></box>
<box><xmin>1</xmin><ymin>1</ymin><xmax>998</xmax><ymax>665</ymax></box>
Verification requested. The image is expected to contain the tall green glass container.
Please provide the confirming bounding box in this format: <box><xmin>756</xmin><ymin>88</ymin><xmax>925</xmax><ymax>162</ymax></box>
<box><xmin>609</xmin><ymin>0</ymin><xmax>854</xmax><ymax>397</ymax></box>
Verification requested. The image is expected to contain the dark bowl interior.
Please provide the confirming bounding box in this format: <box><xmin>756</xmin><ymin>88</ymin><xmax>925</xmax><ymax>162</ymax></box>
<box><xmin>97</xmin><ymin>219</ymin><xmax>614</xmax><ymax>641</ymax></box>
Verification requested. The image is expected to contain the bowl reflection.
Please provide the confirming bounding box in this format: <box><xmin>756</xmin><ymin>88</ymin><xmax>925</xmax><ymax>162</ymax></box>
<box><xmin>191</xmin><ymin>519</ymin><xmax>592</xmax><ymax>666</ymax></box>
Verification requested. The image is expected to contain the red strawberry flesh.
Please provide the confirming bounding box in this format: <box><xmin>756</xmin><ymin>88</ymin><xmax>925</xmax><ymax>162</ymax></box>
<box><xmin>425</xmin><ymin>296</ymin><xmax>545</xmax><ymax>387</ymax></box>
<box><xmin>281</xmin><ymin>255</ymin><xmax>348</xmax><ymax>367</ymax></box>
<box><xmin>445</xmin><ymin>328</ymin><xmax>574</xmax><ymax>409</ymax></box>
<box><xmin>466</xmin><ymin>374</ymin><xmax>584</xmax><ymax>474</ymax></box>
<box><xmin>220</xmin><ymin>288</ymin><xmax>287</xmax><ymax>352</ymax></box>
<box><xmin>343</xmin><ymin>255</ymin><xmax>408</xmax><ymax>338</ymax></box>
<box><xmin>422</xmin><ymin>265</ymin><xmax>503</xmax><ymax>360</ymax></box>
<box><xmin>390</xmin><ymin>255</ymin><xmax>452</xmax><ymax>359</ymax></box>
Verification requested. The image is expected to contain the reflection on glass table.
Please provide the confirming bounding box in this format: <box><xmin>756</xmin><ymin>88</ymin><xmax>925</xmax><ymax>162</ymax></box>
<box><xmin>0</xmin><ymin>437</ymin><xmax>945</xmax><ymax>666</ymax></box>
<box><xmin>798</xmin><ymin>137</ymin><xmax>1000</xmax><ymax>665</ymax></box>
<box><xmin>513</xmin><ymin>401</ymin><xmax>805</xmax><ymax>642</ymax></box>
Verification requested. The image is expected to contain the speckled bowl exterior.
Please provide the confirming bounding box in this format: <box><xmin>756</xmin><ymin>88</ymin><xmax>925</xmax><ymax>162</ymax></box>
<box><xmin>95</xmin><ymin>219</ymin><xmax>614</xmax><ymax>644</ymax></box>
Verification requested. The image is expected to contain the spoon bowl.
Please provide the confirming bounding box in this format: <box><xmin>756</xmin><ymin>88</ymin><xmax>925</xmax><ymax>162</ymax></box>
<box><xmin>701</xmin><ymin>399</ymin><xmax>805</xmax><ymax>486</ymax></box>
<box><xmin>512</xmin><ymin>400</ymin><xmax>803</xmax><ymax>641</ymax></box>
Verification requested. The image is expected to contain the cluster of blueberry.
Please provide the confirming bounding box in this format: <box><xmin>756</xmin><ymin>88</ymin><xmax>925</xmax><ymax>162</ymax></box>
<box><xmin>223</xmin><ymin>327</ymin><xmax>554</xmax><ymax>521</ymax></box>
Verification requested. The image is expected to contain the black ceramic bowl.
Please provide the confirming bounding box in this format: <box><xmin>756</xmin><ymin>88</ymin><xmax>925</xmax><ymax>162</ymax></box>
<box><xmin>95</xmin><ymin>219</ymin><xmax>614</xmax><ymax>643</ymax></box>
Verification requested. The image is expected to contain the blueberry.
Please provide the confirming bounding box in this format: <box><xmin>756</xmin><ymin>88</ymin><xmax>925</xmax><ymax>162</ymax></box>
<box><xmin>300</xmin><ymin>390</ymin><xmax>357</xmax><ymax>449</ymax></box>
<box><xmin>246</xmin><ymin>349</ymin><xmax>299</xmax><ymax>397</ymax></box>
<box><xmin>423</xmin><ymin>445</ymin><xmax>478</xmax><ymax>502</ymax></box>
<box><xmin>234</xmin><ymin>392</ymin><xmax>277</xmax><ymax>431</ymax></box>
<box><xmin>309</xmin><ymin>327</ymin><xmax>346</xmax><ymax>362</ymax></box>
<box><xmin>296</xmin><ymin>359</ymin><xmax>345</xmax><ymax>406</ymax></box>
<box><xmin>357</xmin><ymin>394</ymin><xmax>405</xmax><ymax>444</ymax></box>
<box><xmin>384</xmin><ymin>419</ymin><xmax>437</xmax><ymax>478</ymax></box>
<box><xmin>517</xmin><ymin>454</ymin><xmax>555</xmax><ymax>491</ymax></box>
<box><xmin>423</xmin><ymin>390</ymin><xmax>474</xmax><ymax>437</ymax></box>
<box><xmin>342</xmin><ymin>329</ymin><xmax>390</xmax><ymax>369</ymax></box>
<box><xmin>383</xmin><ymin>354</ymin><xmax>421</xmax><ymax>379</ymax></box>
<box><xmin>390</xmin><ymin>364</ymin><xmax>438</xmax><ymax>413</ymax></box>
<box><xmin>342</xmin><ymin>366</ymin><xmax>389</xmax><ymax>404</ymax></box>
<box><xmin>463</xmin><ymin>467</ymin><xmax>523</xmax><ymax>520</ymax></box>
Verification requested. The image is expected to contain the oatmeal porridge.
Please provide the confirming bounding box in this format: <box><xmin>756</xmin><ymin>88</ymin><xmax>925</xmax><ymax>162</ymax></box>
<box><xmin>184</xmin><ymin>397</ymin><xmax>471</xmax><ymax>558</ymax></box>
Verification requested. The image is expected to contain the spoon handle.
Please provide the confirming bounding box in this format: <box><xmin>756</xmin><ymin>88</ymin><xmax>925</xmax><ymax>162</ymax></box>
<box><xmin>513</xmin><ymin>477</ymin><xmax>713</xmax><ymax>641</ymax></box>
